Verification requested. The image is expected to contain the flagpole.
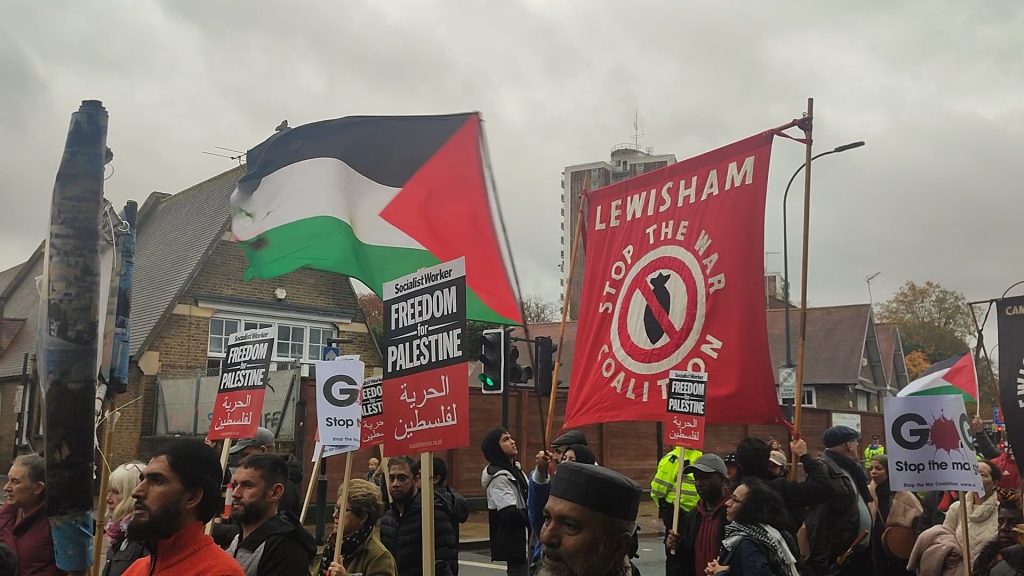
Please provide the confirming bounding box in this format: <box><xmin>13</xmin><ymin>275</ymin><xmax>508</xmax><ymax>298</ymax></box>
<box><xmin>670</xmin><ymin>445</ymin><xmax>684</xmax><ymax>534</ymax></box>
<box><xmin>967</xmin><ymin>302</ymin><xmax>998</xmax><ymax>417</ymax></box>
<box><xmin>545</xmin><ymin>171</ymin><xmax>590</xmax><ymax>446</ymax></box>
<box><xmin>960</xmin><ymin>491</ymin><xmax>972</xmax><ymax>576</ymax></box>
<box><xmin>92</xmin><ymin>400</ymin><xmax>116</xmax><ymax>576</ymax></box>
<box><xmin>332</xmin><ymin>452</ymin><xmax>355</xmax><ymax>565</ymax></box>
<box><xmin>300</xmin><ymin>443</ymin><xmax>323</xmax><ymax>525</ymax></box>
<box><xmin>790</xmin><ymin>98</ymin><xmax>814</xmax><ymax>480</ymax></box>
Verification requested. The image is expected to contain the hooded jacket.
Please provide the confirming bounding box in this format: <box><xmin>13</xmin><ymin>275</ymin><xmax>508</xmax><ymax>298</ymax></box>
<box><xmin>480</xmin><ymin>428</ymin><xmax>529</xmax><ymax>563</ymax></box>
<box><xmin>225</xmin><ymin>513</ymin><xmax>316</xmax><ymax>576</ymax></box>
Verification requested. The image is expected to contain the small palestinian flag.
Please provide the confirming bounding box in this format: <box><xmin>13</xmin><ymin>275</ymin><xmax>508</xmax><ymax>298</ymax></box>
<box><xmin>897</xmin><ymin>353</ymin><xmax>978</xmax><ymax>404</ymax></box>
<box><xmin>231</xmin><ymin>113</ymin><xmax>521</xmax><ymax>325</ymax></box>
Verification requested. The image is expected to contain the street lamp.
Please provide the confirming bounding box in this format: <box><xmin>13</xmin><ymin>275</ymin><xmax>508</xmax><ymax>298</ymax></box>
<box><xmin>782</xmin><ymin>141</ymin><xmax>865</xmax><ymax>368</ymax></box>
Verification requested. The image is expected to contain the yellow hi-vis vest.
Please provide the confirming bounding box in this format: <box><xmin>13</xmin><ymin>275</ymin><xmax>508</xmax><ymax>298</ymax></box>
<box><xmin>864</xmin><ymin>444</ymin><xmax>886</xmax><ymax>467</ymax></box>
<box><xmin>650</xmin><ymin>447</ymin><xmax>701</xmax><ymax>512</ymax></box>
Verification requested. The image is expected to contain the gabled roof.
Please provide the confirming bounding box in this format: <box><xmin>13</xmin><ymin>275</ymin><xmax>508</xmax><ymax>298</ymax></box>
<box><xmin>764</xmin><ymin>304</ymin><xmax>873</xmax><ymax>385</ymax></box>
<box><xmin>875</xmin><ymin>323</ymin><xmax>910</xmax><ymax>390</ymax></box>
<box><xmin>130</xmin><ymin>165</ymin><xmax>245</xmax><ymax>355</ymax></box>
<box><xmin>0</xmin><ymin>247</ymin><xmax>44</xmax><ymax>378</ymax></box>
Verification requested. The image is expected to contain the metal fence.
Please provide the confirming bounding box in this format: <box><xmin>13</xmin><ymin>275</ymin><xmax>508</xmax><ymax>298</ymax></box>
<box><xmin>155</xmin><ymin>367</ymin><xmax>300</xmax><ymax>440</ymax></box>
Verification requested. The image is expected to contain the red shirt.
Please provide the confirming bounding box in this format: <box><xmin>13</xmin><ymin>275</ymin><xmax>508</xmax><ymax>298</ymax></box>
<box><xmin>0</xmin><ymin>503</ymin><xmax>66</xmax><ymax>576</ymax></box>
<box><xmin>694</xmin><ymin>499</ymin><xmax>727</xmax><ymax>576</ymax></box>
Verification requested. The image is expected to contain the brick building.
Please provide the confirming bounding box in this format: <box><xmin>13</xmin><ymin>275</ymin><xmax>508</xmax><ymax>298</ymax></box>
<box><xmin>0</xmin><ymin>165</ymin><xmax>382</xmax><ymax>469</ymax></box>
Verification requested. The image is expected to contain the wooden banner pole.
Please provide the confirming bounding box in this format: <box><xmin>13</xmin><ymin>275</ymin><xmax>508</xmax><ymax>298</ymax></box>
<box><xmin>420</xmin><ymin>453</ymin><xmax>436</xmax><ymax>576</ymax></box>
<box><xmin>545</xmin><ymin>171</ymin><xmax>590</xmax><ymax>445</ymax></box>
<box><xmin>332</xmin><ymin>452</ymin><xmax>355</xmax><ymax>565</ymax></box>
<box><xmin>960</xmin><ymin>491</ymin><xmax>972</xmax><ymax>576</ymax></box>
<box><xmin>300</xmin><ymin>443</ymin><xmax>324</xmax><ymax>525</ymax></box>
<box><xmin>790</xmin><ymin>97</ymin><xmax>814</xmax><ymax>480</ymax></box>
<box><xmin>670</xmin><ymin>446</ymin><xmax>685</xmax><ymax>534</ymax></box>
<box><xmin>91</xmin><ymin>401</ymin><xmax>117</xmax><ymax>575</ymax></box>
<box><xmin>379</xmin><ymin>444</ymin><xmax>391</xmax><ymax>489</ymax></box>
<box><xmin>206</xmin><ymin>439</ymin><xmax>232</xmax><ymax>535</ymax></box>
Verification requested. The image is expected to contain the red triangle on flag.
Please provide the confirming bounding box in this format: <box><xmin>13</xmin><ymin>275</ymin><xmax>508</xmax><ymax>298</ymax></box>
<box><xmin>943</xmin><ymin>353</ymin><xmax>979</xmax><ymax>400</ymax></box>
<box><xmin>380</xmin><ymin>114</ymin><xmax>521</xmax><ymax>324</ymax></box>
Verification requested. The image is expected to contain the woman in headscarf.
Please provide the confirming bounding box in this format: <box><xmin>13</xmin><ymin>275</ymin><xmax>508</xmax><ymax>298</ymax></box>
<box><xmin>481</xmin><ymin>427</ymin><xmax>530</xmax><ymax>576</ymax></box>
<box><xmin>323</xmin><ymin>478</ymin><xmax>397</xmax><ymax>576</ymax></box>
<box><xmin>868</xmin><ymin>455</ymin><xmax>923</xmax><ymax>576</ymax></box>
<box><xmin>705</xmin><ymin>477</ymin><xmax>799</xmax><ymax>576</ymax></box>
<box><xmin>103</xmin><ymin>461</ymin><xmax>148</xmax><ymax>576</ymax></box>
<box><xmin>945</xmin><ymin>460</ymin><xmax>1003</xmax><ymax>564</ymax></box>
<box><xmin>558</xmin><ymin>444</ymin><xmax>597</xmax><ymax>465</ymax></box>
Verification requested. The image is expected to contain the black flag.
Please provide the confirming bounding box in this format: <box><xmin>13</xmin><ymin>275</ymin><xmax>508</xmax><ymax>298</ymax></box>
<box><xmin>997</xmin><ymin>294</ymin><xmax>1024</xmax><ymax>477</ymax></box>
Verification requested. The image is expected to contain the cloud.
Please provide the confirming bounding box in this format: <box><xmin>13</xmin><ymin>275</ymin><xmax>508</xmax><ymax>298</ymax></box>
<box><xmin>1</xmin><ymin>0</ymin><xmax>1021</xmax><ymax>347</ymax></box>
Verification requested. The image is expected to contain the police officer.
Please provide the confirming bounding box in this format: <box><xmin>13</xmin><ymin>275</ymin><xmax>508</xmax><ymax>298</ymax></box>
<box><xmin>650</xmin><ymin>447</ymin><xmax>701</xmax><ymax>576</ymax></box>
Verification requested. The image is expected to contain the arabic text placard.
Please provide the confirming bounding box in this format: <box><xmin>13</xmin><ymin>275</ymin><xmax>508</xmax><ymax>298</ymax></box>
<box><xmin>208</xmin><ymin>327</ymin><xmax>275</xmax><ymax>440</ymax></box>
<box><xmin>663</xmin><ymin>370</ymin><xmax>707</xmax><ymax>449</ymax></box>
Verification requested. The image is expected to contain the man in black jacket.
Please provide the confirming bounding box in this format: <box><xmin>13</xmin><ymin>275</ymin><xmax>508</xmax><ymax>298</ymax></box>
<box><xmin>226</xmin><ymin>453</ymin><xmax>316</xmax><ymax>576</ymax></box>
<box><xmin>802</xmin><ymin>426</ymin><xmax>872</xmax><ymax>576</ymax></box>
<box><xmin>380</xmin><ymin>456</ymin><xmax>459</xmax><ymax>576</ymax></box>
<box><xmin>735</xmin><ymin>436</ymin><xmax>835</xmax><ymax>536</ymax></box>
<box><xmin>666</xmin><ymin>454</ymin><xmax>729</xmax><ymax>576</ymax></box>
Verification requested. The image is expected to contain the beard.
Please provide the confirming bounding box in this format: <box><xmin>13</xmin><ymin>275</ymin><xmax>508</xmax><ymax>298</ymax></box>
<box><xmin>230</xmin><ymin>493</ymin><xmax>270</xmax><ymax>525</ymax></box>
<box><xmin>538</xmin><ymin>543</ymin><xmax>623</xmax><ymax>576</ymax></box>
<box><xmin>127</xmin><ymin>495</ymin><xmax>185</xmax><ymax>542</ymax></box>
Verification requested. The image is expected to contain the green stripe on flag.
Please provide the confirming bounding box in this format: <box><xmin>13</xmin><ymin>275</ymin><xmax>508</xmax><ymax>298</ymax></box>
<box><xmin>905</xmin><ymin>384</ymin><xmax>978</xmax><ymax>403</ymax></box>
<box><xmin>240</xmin><ymin>215</ymin><xmax>518</xmax><ymax>325</ymax></box>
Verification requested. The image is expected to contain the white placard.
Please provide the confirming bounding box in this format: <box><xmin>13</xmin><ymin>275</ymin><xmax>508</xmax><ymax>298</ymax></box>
<box><xmin>832</xmin><ymin>412</ymin><xmax>862</xmax><ymax>433</ymax></box>
<box><xmin>884</xmin><ymin>395</ymin><xmax>983</xmax><ymax>493</ymax></box>
<box><xmin>315</xmin><ymin>359</ymin><xmax>364</xmax><ymax>448</ymax></box>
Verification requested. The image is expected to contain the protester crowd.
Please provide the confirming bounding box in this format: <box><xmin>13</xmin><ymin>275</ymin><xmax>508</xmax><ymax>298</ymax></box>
<box><xmin>1</xmin><ymin>418</ymin><xmax>1022</xmax><ymax>576</ymax></box>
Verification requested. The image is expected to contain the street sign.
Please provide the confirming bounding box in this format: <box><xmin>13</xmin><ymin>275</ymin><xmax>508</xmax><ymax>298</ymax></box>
<box><xmin>778</xmin><ymin>367</ymin><xmax>796</xmax><ymax>387</ymax></box>
<box><xmin>322</xmin><ymin>346</ymin><xmax>341</xmax><ymax>361</ymax></box>
<box><xmin>778</xmin><ymin>385</ymin><xmax>796</xmax><ymax>400</ymax></box>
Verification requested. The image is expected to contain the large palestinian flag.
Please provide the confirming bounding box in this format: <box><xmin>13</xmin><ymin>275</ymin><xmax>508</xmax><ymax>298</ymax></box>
<box><xmin>230</xmin><ymin>113</ymin><xmax>522</xmax><ymax>325</ymax></box>
<box><xmin>897</xmin><ymin>353</ymin><xmax>978</xmax><ymax>404</ymax></box>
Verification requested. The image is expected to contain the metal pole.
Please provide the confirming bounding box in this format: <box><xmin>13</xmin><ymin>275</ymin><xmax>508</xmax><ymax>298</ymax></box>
<box><xmin>41</xmin><ymin>100</ymin><xmax>109</xmax><ymax>573</ymax></box>
<box><xmin>501</xmin><ymin>380</ymin><xmax>509</xmax><ymax>430</ymax></box>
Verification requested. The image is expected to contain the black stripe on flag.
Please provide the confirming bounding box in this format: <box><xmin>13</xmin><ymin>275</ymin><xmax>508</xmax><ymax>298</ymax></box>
<box><xmin>241</xmin><ymin>113</ymin><xmax>475</xmax><ymax>188</ymax></box>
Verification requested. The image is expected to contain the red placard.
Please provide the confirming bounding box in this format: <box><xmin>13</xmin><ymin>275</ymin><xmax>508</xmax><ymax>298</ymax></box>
<box><xmin>208</xmin><ymin>328</ymin><xmax>275</xmax><ymax>440</ymax></box>
<box><xmin>383</xmin><ymin>364</ymin><xmax>468</xmax><ymax>456</ymax></box>
<box><xmin>361</xmin><ymin>376</ymin><xmax>385</xmax><ymax>447</ymax></box>
<box><xmin>565</xmin><ymin>133</ymin><xmax>782</xmax><ymax>428</ymax></box>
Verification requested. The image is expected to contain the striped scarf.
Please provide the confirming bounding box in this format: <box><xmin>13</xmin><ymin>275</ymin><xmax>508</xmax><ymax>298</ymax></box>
<box><xmin>722</xmin><ymin>522</ymin><xmax>799</xmax><ymax>576</ymax></box>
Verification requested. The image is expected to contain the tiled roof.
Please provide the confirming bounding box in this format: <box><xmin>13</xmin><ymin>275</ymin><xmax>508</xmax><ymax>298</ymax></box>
<box><xmin>0</xmin><ymin>252</ymin><xmax>43</xmax><ymax>378</ymax></box>
<box><xmin>765</xmin><ymin>304</ymin><xmax>872</xmax><ymax>385</ymax></box>
<box><xmin>130</xmin><ymin>165</ymin><xmax>245</xmax><ymax>355</ymax></box>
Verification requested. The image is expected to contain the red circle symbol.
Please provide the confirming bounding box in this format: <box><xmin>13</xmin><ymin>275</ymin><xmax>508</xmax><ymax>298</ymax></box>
<box><xmin>615</xmin><ymin>255</ymin><xmax>700</xmax><ymax>365</ymax></box>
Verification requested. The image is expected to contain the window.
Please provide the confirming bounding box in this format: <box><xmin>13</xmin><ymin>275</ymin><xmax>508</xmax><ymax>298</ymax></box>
<box><xmin>244</xmin><ymin>321</ymin><xmax>273</xmax><ymax>331</ymax></box>
<box><xmin>207</xmin><ymin>358</ymin><xmax>223</xmax><ymax>376</ymax></box>
<box><xmin>277</xmin><ymin>324</ymin><xmax>306</xmax><ymax>359</ymax></box>
<box><xmin>208</xmin><ymin>318</ymin><xmax>240</xmax><ymax>354</ymax></box>
<box><xmin>857</xmin><ymin>391</ymin><xmax>869</xmax><ymax>412</ymax></box>
<box><xmin>802</xmin><ymin>387</ymin><xmax>816</xmax><ymax>407</ymax></box>
<box><xmin>308</xmin><ymin>327</ymin><xmax>336</xmax><ymax>360</ymax></box>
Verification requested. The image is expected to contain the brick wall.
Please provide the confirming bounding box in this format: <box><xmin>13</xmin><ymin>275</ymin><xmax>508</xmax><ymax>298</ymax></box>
<box><xmin>0</xmin><ymin>381</ymin><xmax>22</xmax><ymax>464</ymax></box>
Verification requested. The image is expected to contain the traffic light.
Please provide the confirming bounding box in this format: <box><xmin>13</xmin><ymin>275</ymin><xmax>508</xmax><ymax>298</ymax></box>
<box><xmin>479</xmin><ymin>328</ymin><xmax>505</xmax><ymax>394</ymax></box>
<box><xmin>535</xmin><ymin>336</ymin><xmax>558</xmax><ymax>395</ymax></box>
<box><xmin>508</xmin><ymin>343</ymin><xmax>533</xmax><ymax>384</ymax></box>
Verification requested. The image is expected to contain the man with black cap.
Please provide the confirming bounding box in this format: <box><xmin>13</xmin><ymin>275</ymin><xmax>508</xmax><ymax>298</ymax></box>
<box><xmin>539</xmin><ymin>462</ymin><xmax>640</xmax><ymax>576</ymax></box>
<box><xmin>802</xmin><ymin>425</ymin><xmax>872</xmax><ymax>576</ymax></box>
<box><xmin>528</xmin><ymin>430</ymin><xmax>591</xmax><ymax>571</ymax></box>
<box><xmin>122</xmin><ymin>438</ymin><xmax>243</xmax><ymax>575</ymax></box>
<box><xmin>665</xmin><ymin>454</ymin><xmax>730</xmax><ymax>576</ymax></box>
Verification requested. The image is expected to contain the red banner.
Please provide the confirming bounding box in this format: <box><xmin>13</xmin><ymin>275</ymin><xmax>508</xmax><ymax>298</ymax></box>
<box><xmin>565</xmin><ymin>133</ymin><xmax>782</xmax><ymax>428</ymax></box>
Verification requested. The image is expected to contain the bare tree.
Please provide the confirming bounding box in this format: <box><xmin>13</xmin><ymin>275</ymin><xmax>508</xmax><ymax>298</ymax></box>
<box><xmin>520</xmin><ymin>294</ymin><xmax>559</xmax><ymax>325</ymax></box>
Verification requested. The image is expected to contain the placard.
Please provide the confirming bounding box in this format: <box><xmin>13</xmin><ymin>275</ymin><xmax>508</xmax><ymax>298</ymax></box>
<box><xmin>208</xmin><ymin>328</ymin><xmax>275</xmax><ymax>440</ymax></box>
<box><xmin>382</xmin><ymin>258</ymin><xmax>469</xmax><ymax>455</ymax></box>
<box><xmin>884</xmin><ymin>395</ymin><xmax>983</xmax><ymax>493</ymax></box>
<box><xmin>663</xmin><ymin>370</ymin><xmax>707</xmax><ymax>448</ymax></box>
<box><xmin>361</xmin><ymin>376</ymin><xmax>385</xmax><ymax>447</ymax></box>
<box><xmin>315</xmin><ymin>358</ymin><xmax>364</xmax><ymax>448</ymax></box>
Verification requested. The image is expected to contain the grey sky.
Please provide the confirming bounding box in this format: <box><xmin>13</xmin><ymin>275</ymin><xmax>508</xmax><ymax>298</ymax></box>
<box><xmin>1</xmin><ymin>1</ymin><xmax>1021</xmax><ymax>346</ymax></box>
